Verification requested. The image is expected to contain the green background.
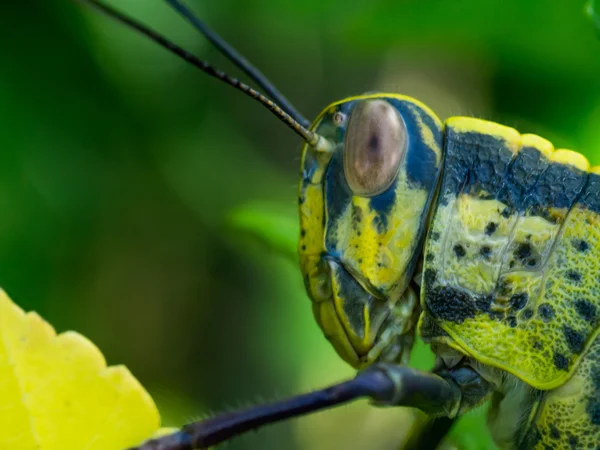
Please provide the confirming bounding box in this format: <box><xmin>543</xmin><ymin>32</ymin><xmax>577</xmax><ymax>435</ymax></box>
<box><xmin>2</xmin><ymin>1</ymin><xmax>599</xmax><ymax>449</ymax></box>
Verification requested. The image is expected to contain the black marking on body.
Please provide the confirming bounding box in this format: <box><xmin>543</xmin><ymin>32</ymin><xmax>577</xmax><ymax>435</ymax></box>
<box><xmin>588</xmin><ymin>399</ymin><xmax>600</xmax><ymax>426</ymax></box>
<box><xmin>430</xmin><ymin>231</ymin><xmax>441</xmax><ymax>241</ymax></box>
<box><xmin>388</xmin><ymin>98</ymin><xmax>442</xmax><ymax>191</ymax></box>
<box><xmin>424</xmin><ymin>269</ymin><xmax>437</xmax><ymax>285</ymax></box>
<box><xmin>567</xmin><ymin>434</ymin><xmax>578</xmax><ymax>449</ymax></box>
<box><xmin>553</xmin><ymin>352</ymin><xmax>569</xmax><ymax>370</ymax></box>
<box><xmin>324</xmin><ymin>150</ymin><xmax>352</xmax><ymax>251</ymax></box>
<box><xmin>371</xmin><ymin>215</ymin><xmax>387</xmax><ymax>233</ymax></box>
<box><xmin>425</xmin><ymin>253</ymin><xmax>434</xmax><ymax>262</ymax></box>
<box><xmin>351</xmin><ymin>206</ymin><xmax>363</xmax><ymax>229</ymax></box>
<box><xmin>427</xmin><ymin>285</ymin><xmax>492</xmax><ymax>324</ymax></box>
<box><xmin>499</xmin><ymin>146</ymin><xmax>548</xmax><ymax>211</ymax></box>
<box><xmin>572</xmin><ymin>238</ymin><xmax>590</xmax><ymax>252</ymax></box>
<box><xmin>592</xmin><ymin>365</ymin><xmax>600</xmax><ymax>391</ymax></box>
<box><xmin>479</xmin><ymin>245</ymin><xmax>492</xmax><ymax>259</ymax></box>
<box><xmin>525</xmin><ymin>160</ymin><xmax>587</xmax><ymax>219</ymax></box>
<box><xmin>507</xmin><ymin>316</ymin><xmax>517</xmax><ymax>328</ymax></box>
<box><xmin>562</xmin><ymin>326</ymin><xmax>585</xmax><ymax>354</ymax></box>
<box><xmin>441</xmin><ymin>127</ymin><xmax>591</xmax><ymax>218</ymax></box>
<box><xmin>485</xmin><ymin>221</ymin><xmax>497</xmax><ymax>235</ymax></box>
<box><xmin>580</xmin><ymin>172</ymin><xmax>600</xmax><ymax>213</ymax></box>
<box><xmin>538</xmin><ymin>304</ymin><xmax>555</xmax><ymax>323</ymax></box>
<box><xmin>566</xmin><ymin>270</ymin><xmax>582</xmax><ymax>282</ymax></box>
<box><xmin>549</xmin><ymin>424</ymin><xmax>561</xmax><ymax>439</ymax></box>
<box><xmin>419</xmin><ymin>314</ymin><xmax>450</xmax><ymax>339</ymax></box>
<box><xmin>511</xmin><ymin>242</ymin><xmax>539</xmax><ymax>268</ymax></box>
<box><xmin>515</xmin><ymin>243</ymin><xmax>532</xmax><ymax>260</ymax></box>
<box><xmin>333</xmin><ymin>262</ymin><xmax>374</xmax><ymax>341</ymax></box>
<box><xmin>522</xmin><ymin>309</ymin><xmax>534</xmax><ymax>320</ymax></box>
<box><xmin>453</xmin><ymin>244</ymin><xmax>466</xmax><ymax>258</ymax></box>
<box><xmin>369</xmin><ymin>180</ymin><xmax>397</xmax><ymax>228</ymax></box>
<box><xmin>510</xmin><ymin>293</ymin><xmax>528</xmax><ymax>310</ymax></box>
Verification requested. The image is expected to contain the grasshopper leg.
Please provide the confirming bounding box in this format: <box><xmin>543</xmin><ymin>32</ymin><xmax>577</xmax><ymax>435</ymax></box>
<box><xmin>128</xmin><ymin>364</ymin><xmax>462</xmax><ymax>450</ymax></box>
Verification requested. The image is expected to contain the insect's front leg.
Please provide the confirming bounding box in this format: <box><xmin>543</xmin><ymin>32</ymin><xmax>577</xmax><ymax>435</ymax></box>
<box><xmin>131</xmin><ymin>362</ymin><xmax>495</xmax><ymax>450</ymax></box>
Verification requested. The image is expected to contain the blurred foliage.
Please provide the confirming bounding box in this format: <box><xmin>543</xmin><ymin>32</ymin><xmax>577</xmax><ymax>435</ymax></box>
<box><xmin>1</xmin><ymin>0</ymin><xmax>599</xmax><ymax>449</ymax></box>
<box><xmin>588</xmin><ymin>0</ymin><xmax>600</xmax><ymax>32</ymax></box>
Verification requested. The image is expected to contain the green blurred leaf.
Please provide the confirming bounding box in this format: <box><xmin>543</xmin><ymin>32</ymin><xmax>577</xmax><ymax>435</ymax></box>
<box><xmin>587</xmin><ymin>0</ymin><xmax>600</xmax><ymax>32</ymax></box>
<box><xmin>227</xmin><ymin>202</ymin><xmax>299</xmax><ymax>259</ymax></box>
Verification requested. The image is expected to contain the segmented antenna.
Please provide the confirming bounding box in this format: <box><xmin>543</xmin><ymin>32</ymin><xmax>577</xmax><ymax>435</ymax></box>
<box><xmin>79</xmin><ymin>0</ymin><xmax>331</xmax><ymax>151</ymax></box>
<box><xmin>164</xmin><ymin>0</ymin><xmax>309</xmax><ymax>128</ymax></box>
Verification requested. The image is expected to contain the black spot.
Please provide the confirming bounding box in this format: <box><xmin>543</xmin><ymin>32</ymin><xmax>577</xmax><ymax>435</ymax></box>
<box><xmin>533</xmin><ymin>340</ymin><xmax>543</xmax><ymax>350</ymax></box>
<box><xmin>431</xmin><ymin>231</ymin><xmax>440</xmax><ymax>241</ymax></box>
<box><xmin>301</xmin><ymin>245</ymin><xmax>306</xmax><ymax>251</ymax></box>
<box><xmin>480</xmin><ymin>245</ymin><xmax>492</xmax><ymax>259</ymax></box>
<box><xmin>522</xmin><ymin>309</ymin><xmax>533</xmax><ymax>320</ymax></box>
<box><xmin>574</xmin><ymin>299</ymin><xmax>596</xmax><ymax>322</ymax></box>
<box><xmin>514</xmin><ymin>243</ymin><xmax>532</xmax><ymax>261</ymax></box>
<box><xmin>299</xmin><ymin>196</ymin><xmax>305</xmax><ymax>205</ymax></box>
<box><xmin>424</xmin><ymin>269</ymin><xmax>437</xmax><ymax>285</ymax></box>
<box><xmin>549</xmin><ymin>424</ymin><xmax>560</xmax><ymax>439</ymax></box>
<box><xmin>566</xmin><ymin>270</ymin><xmax>581</xmax><ymax>282</ymax></box>
<box><xmin>553</xmin><ymin>352</ymin><xmax>569</xmax><ymax>370</ymax></box>
<box><xmin>351</xmin><ymin>207</ymin><xmax>363</xmax><ymax>226</ymax></box>
<box><xmin>485</xmin><ymin>222</ymin><xmax>498</xmax><ymax>235</ymax></box>
<box><xmin>300</xmin><ymin>229</ymin><xmax>306</xmax><ymax>237</ymax></box>
<box><xmin>510</xmin><ymin>293</ymin><xmax>528</xmax><ymax>311</ymax></box>
<box><xmin>427</xmin><ymin>286</ymin><xmax>492</xmax><ymax>324</ymax></box>
<box><xmin>507</xmin><ymin>316</ymin><xmax>517</xmax><ymax>328</ymax></box>
<box><xmin>453</xmin><ymin>244</ymin><xmax>466</xmax><ymax>258</ymax></box>
<box><xmin>501</xmin><ymin>207</ymin><xmax>512</xmax><ymax>218</ymax></box>
<box><xmin>538</xmin><ymin>304</ymin><xmax>555</xmax><ymax>322</ymax></box>
<box><xmin>562</xmin><ymin>326</ymin><xmax>585</xmax><ymax>354</ymax></box>
<box><xmin>372</xmin><ymin>215</ymin><xmax>387</xmax><ymax>233</ymax></box>
<box><xmin>592</xmin><ymin>366</ymin><xmax>600</xmax><ymax>391</ymax></box>
<box><xmin>425</xmin><ymin>253</ymin><xmax>434</xmax><ymax>262</ymax></box>
<box><xmin>572</xmin><ymin>238</ymin><xmax>590</xmax><ymax>252</ymax></box>
<box><xmin>523</xmin><ymin>425</ymin><xmax>542</xmax><ymax>448</ymax></box>
<box><xmin>358</xmin><ymin>258</ymin><xmax>363</xmax><ymax>264</ymax></box>
<box><xmin>526</xmin><ymin>258</ymin><xmax>538</xmax><ymax>267</ymax></box>
<box><xmin>567</xmin><ymin>434</ymin><xmax>578</xmax><ymax>450</ymax></box>
<box><xmin>368</xmin><ymin>133</ymin><xmax>380</xmax><ymax>152</ymax></box>
<box><xmin>489</xmin><ymin>310</ymin><xmax>505</xmax><ymax>321</ymax></box>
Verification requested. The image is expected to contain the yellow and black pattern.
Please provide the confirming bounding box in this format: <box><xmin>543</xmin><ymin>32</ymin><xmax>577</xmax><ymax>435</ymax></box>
<box><xmin>298</xmin><ymin>94</ymin><xmax>444</xmax><ymax>367</ymax></box>
<box><xmin>422</xmin><ymin>117</ymin><xmax>600</xmax><ymax>389</ymax></box>
<box><xmin>521</xmin><ymin>329</ymin><xmax>600</xmax><ymax>449</ymax></box>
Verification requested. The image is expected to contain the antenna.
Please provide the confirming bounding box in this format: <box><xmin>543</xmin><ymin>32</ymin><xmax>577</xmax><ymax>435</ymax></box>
<box><xmin>78</xmin><ymin>0</ymin><xmax>332</xmax><ymax>152</ymax></box>
<box><xmin>164</xmin><ymin>0</ymin><xmax>309</xmax><ymax>128</ymax></box>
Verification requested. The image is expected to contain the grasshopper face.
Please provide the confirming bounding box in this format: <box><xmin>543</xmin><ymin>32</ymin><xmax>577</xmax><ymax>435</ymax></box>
<box><xmin>299</xmin><ymin>94</ymin><xmax>443</xmax><ymax>369</ymax></box>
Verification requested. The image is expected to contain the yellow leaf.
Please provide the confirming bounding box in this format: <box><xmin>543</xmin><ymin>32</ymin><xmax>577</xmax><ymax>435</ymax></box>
<box><xmin>0</xmin><ymin>289</ymin><xmax>160</xmax><ymax>450</ymax></box>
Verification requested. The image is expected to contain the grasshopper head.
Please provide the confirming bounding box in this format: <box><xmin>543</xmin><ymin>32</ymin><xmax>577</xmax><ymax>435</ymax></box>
<box><xmin>299</xmin><ymin>94</ymin><xmax>443</xmax><ymax>368</ymax></box>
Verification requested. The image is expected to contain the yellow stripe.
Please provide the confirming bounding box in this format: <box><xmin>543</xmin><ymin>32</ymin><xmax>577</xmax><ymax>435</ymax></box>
<box><xmin>311</xmin><ymin>93</ymin><xmax>443</xmax><ymax>130</ymax></box>
<box><xmin>550</xmin><ymin>149</ymin><xmax>590</xmax><ymax>171</ymax></box>
<box><xmin>521</xmin><ymin>133</ymin><xmax>554</xmax><ymax>157</ymax></box>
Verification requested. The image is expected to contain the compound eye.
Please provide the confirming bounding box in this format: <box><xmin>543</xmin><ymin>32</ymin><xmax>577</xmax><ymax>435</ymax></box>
<box><xmin>343</xmin><ymin>99</ymin><xmax>407</xmax><ymax>197</ymax></box>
